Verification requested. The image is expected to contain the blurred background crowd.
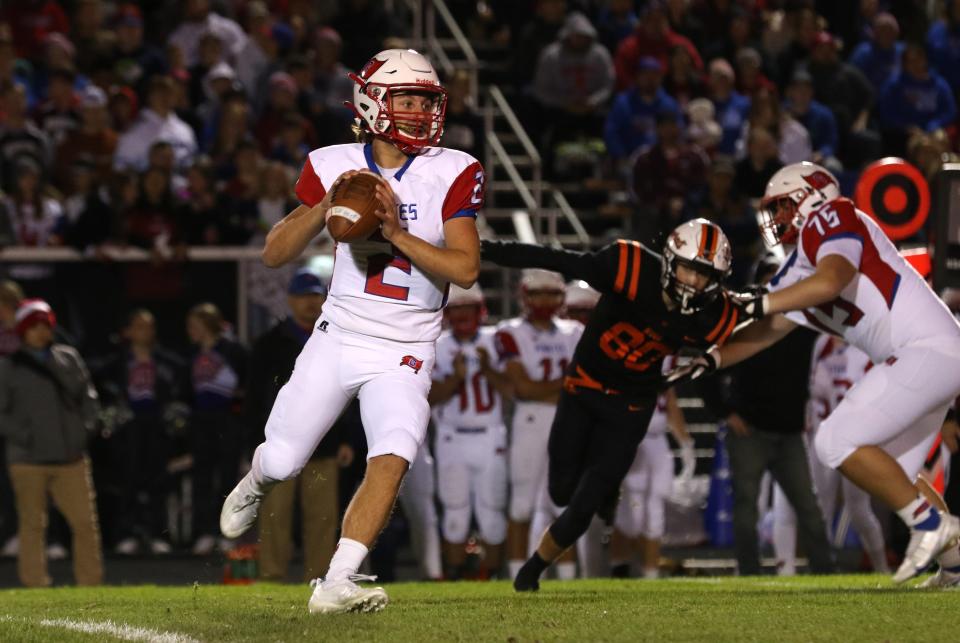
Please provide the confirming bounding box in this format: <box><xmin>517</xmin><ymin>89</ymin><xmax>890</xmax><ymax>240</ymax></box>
<box><xmin>0</xmin><ymin>0</ymin><xmax>959</xmax><ymax>586</ymax></box>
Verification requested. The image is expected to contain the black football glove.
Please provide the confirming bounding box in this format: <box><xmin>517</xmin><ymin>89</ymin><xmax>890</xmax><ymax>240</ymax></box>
<box><xmin>663</xmin><ymin>349</ymin><xmax>720</xmax><ymax>388</ymax></box>
<box><xmin>729</xmin><ymin>286</ymin><xmax>770</xmax><ymax>321</ymax></box>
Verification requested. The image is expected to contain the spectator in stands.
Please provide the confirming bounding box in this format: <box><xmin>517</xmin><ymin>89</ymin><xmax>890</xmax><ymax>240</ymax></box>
<box><xmin>94</xmin><ymin>309</ymin><xmax>186</xmax><ymax>555</ymax></box>
<box><xmin>907</xmin><ymin>128</ymin><xmax>960</xmax><ymax>184</ymax></box>
<box><xmin>248</xmin><ymin>269</ymin><xmax>357</xmax><ymax>581</ymax></box>
<box><xmin>594</xmin><ymin>0</ymin><xmax>638</xmax><ymax>56</ymax></box>
<box><xmin>662</xmin><ymin>44</ymin><xmax>706</xmax><ymax>110</ymax></box>
<box><xmin>107</xmin><ymin>84</ymin><xmax>138</xmax><ymax>134</ymax></box>
<box><xmin>306</xmin><ymin>27</ymin><xmax>354</xmax><ymax>128</ymax></box>
<box><xmin>733</xmin><ymin>126</ymin><xmax>781</xmax><ymax>200</ymax></box>
<box><xmin>631</xmin><ymin>107</ymin><xmax>709</xmax><ymax>240</ymax></box>
<box><xmin>927</xmin><ymin>0</ymin><xmax>960</xmax><ymax>99</ymax></box>
<box><xmin>53</xmin><ymin>85</ymin><xmax>115</xmax><ymax>192</ymax></box>
<box><xmin>255</xmin><ymin>71</ymin><xmax>316</xmax><ymax>156</ymax></box>
<box><xmin>512</xmin><ymin>0</ymin><xmax>567</xmax><ymax>92</ymax></box>
<box><xmin>69</xmin><ymin>0</ymin><xmax>109</xmax><ymax>76</ymax></box>
<box><xmin>105</xmin><ymin>4</ymin><xmax>166</xmax><ymax>99</ymax></box>
<box><xmin>33</xmin><ymin>67</ymin><xmax>77</xmax><ymax>146</ymax></box>
<box><xmin>700</xmin><ymin>256</ymin><xmax>833</xmax><ymax>577</ymax></box>
<box><xmin>330</xmin><ymin>0</ymin><xmax>399</xmax><ymax>71</ymax></box>
<box><xmin>665</xmin><ymin>0</ymin><xmax>704</xmax><ymax>46</ymax></box>
<box><xmin>33</xmin><ymin>32</ymin><xmax>84</xmax><ymax>102</ymax></box>
<box><xmin>178</xmin><ymin>156</ymin><xmax>224</xmax><ymax>246</ymax></box>
<box><xmin>1</xmin><ymin>158</ymin><xmax>62</xmax><ymax>247</ymax></box>
<box><xmin>604</xmin><ymin>56</ymin><xmax>679</xmax><ymax>163</ymax></box>
<box><xmin>784</xmin><ymin>70</ymin><xmax>839</xmax><ymax>168</ymax></box>
<box><xmin>0</xmin><ymin>280</ymin><xmax>23</xmax><ymax>558</ymax></box>
<box><xmin>59</xmin><ymin>156</ymin><xmax>120</xmax><ymax>254</ymax></box>
<box><xmin>849</xmin><ymin>12</ymin><xmax>904</xmax><ymax>94</ymax></box>
<box><xmin>208</xmin><ymin>96</ymin><xmax>250</xmax><ymax>170</ymax></box>
<box><xmin>252</xmin><ymin>162</ymin><xmax>295</xmax><ymax>245</ymax></box>
<box><xmin>123</xmin><ymin>167</ymin><xmax>181</xmax><ymax>255</ymax></box>
<box><xmin>0</xmin><ymin>299</ymin><xmax>103</xmax><ymax>587</ymax></box>
<box><xmin>683</xmin><ymin>156</ymin><xmax>759</xmax><ymax>287</ymax></box>
<box><xmin>269</xmin><ymin>113</ymin><xmax>310</xmax><ymax>171</ymax></box>
<box><xmin>735</xmin><ymin>47</ymin><xmax>776</xmax><ymax>97</ymax></box>
<box><xmin>185</xmin><ymin>302</ymin><xmax>246</xmax><ymax>555</ymax></box>
<box><xmin>187</xmin><ymin>31</ymin><xmax>227</xmax><ymax>109</ymax></box>
<box><xmin>442</xmin><ymin>69</ymin><xmax>484</xmax><ymax>160</ymax></box>
<box><xmin>771</xmin><ymin>6</ymin><xmax>821</xmax><ymax>87</ymax></box>
<box><xmin>0</xmin><ymin>26</ymin><xmax>33</xmax><ymax>109</ymax></box>
<box><xmin>701</xmin><ymin>6</ymin><xmax>758</xmax><ymax>65</ymax></box>
<box><xmin>736</xmin><ymin>86</ymin><xmax>811</xmax><ymax>165</ymax></box>
<box><xmin>233</xmin><ymin>2</ymin><xmax>271</xmax><ymax>100</ymax></box>
<box><xmin>706</xmin><ymin>58</ymin><xmax>750</xmax><ymax>156</ymax></box>
<box><xmin>0</xmin><ymin>0</ymin><xmax>69</xmax><ymax>60</ymax></box>
<box><xmin>613</xmin><ymin>1</ymin><xmax>702</xmax><ymax>91</ymax></box>
<box><xmin>807</xmin><ymin>32</ymin><xmax>876</xmax><ymax>162</ymax></box>
<box><xmin>114</xmin><ymin>75</ymin><xmax>197</xmax><ymax>172</ymax></box>
<box><xmin>0</xmin><ymin>82</ymin><xmax>50</xmax><ymax>189</ymax></box>
<box><xmin>532</xmin><ymin>12</ymin><xmax>614</xmax><ymax>162</ymax></box>
<box><xmin>878</xmin><ymin>43</ymin><xmax>957</xmax><ymax>156</ymax></box>
<box><xmin>167</xmin><ymin>0</ymin><xmax>247</xmax><ymax>68</ymax></box>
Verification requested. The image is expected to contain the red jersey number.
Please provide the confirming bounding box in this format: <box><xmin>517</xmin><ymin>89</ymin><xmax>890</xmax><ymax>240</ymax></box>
<box><xmin>365</xmin><ymin>248</ymin><xmax>411</xmax><ymax>300</ymax></box>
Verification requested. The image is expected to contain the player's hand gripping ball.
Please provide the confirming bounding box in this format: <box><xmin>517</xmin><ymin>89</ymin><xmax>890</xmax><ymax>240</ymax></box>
<box><xmin>326</xmin><ymin>171</ymin><xmax>385</xmax><ymax>242</ymax></box>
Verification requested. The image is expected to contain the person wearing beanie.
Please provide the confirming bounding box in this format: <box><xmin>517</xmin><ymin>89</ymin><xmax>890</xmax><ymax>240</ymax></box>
<box><xmin>0</xmin><ymin>299</ymin><xmax>104</xmax><ymax>587</ymax></box>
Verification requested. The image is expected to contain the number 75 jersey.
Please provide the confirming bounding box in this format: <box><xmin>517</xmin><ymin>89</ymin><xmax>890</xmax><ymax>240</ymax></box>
<box><xmin>768</xmin><ymin>197</ymin><xmax>960</xmax><ymax>363</ymax></box>
<box><xmin>295</xmin><ymin>143</ymin><xmax>485</xmax><ymax>343</ymax></box>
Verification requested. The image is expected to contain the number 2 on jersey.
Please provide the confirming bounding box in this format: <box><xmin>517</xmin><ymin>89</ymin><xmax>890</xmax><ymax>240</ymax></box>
<box><xmin>365</xmin><ymin>250</ymin><xmax>411</xmax><ymax>300</ymax></box>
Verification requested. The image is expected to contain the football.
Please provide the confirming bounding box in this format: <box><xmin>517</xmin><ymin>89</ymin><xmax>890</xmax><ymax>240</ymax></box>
<box><xmin>326</xmin><ymin>172</ymin><xmax>384</xmax><ymax>242</ymax></box>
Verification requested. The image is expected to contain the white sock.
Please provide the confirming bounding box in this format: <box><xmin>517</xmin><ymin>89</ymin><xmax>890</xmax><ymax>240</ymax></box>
<box><xmin>939</xmin><ymin>540</ymin><xmax>960</xmax><ymax>571</ymax></box>
<box><xmin>326</xmin><ymin>538</ymin><xmax>369</xmax><ymax>581</ymax></box>
<box><xmin>556</xmin><ymin>561</ymin><xmax>576</xmax><ymax>580</ymax></box>
<box><xmin>896</xmin><ymin>496</ymin><xmax>940</xmax><ymax>530</ymax></box>
<box><xmin>508</xmin><ymin>560</ymin><xmax>523</xmax><ymax>579</ymax></box>
<box><xmin>249</xmin><ymin>446</ymin><xmax>272</xmax><ymax>490</ymax></box>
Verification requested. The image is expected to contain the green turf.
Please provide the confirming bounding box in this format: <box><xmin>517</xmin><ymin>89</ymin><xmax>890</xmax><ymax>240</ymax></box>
<box><xmin>0</xmin><ymin>575</ymin><xmax>952</xmax><ymax>642</ymax></box>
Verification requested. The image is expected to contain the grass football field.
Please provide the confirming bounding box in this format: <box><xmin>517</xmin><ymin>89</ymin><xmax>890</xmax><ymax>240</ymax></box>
<box><xmin>0</xmin><ymin>575</ymin><xmax>952</xmax><ymax>642</ymax></box>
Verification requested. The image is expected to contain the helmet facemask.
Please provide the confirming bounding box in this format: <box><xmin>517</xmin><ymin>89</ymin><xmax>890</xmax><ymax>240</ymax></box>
<box><xmin>757</xmin><ymin>191</ymin><xmax>806</xmax><ymax>247</ymax></box>
<box><xmin>523</xmin><ymin>288</ymin><xmax>564</xmax><ymax>322</ymax></box>
<box><xmin>661</xmin><ymin>253</ymin><xmax>725</xmax><ymax>315</ymax></box>
<box><xmin>350</xmin><ymin>75</ymin><xmax>447</xmax><ymax>154</ymax></box>
<box><xmin>445</xmin><ymin>303</ymin><xmax>485</xmax><ymax>338</ymax></box>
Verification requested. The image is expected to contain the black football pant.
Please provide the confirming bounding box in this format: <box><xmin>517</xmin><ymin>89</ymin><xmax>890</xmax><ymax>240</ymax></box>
<box><xmin>546</xmin><ymin>388</ymin><xmax>655</xmax><ymax>550</ymax></box>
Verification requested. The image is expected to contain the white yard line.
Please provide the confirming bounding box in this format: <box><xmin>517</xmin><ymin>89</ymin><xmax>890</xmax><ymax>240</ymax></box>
<box><xmin>1</xmin><ymin>615</ymin><xmax>201</xmax><ymax>643</ymax></box>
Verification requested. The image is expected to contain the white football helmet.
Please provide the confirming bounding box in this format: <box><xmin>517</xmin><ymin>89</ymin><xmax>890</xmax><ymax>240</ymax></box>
<box><xmin>521</xmin><ymin>269</ymin><xmax>565</xmax><ymax>321</ymax></box>
<box><xmin>758</xmin><ymin>161</ymin><xmax>841</xmax><ymax>247</ymax></box>
<box><xmin>348</xmin><ymin>49</ymin><xmax>447</xmax><ymax>154</ymax></box>
<box><xmin>661</xmin><ymin>219</ymin><xmax>733</xmax><ymax>315</ymax></box>
<box><xmin>564</xmin><ymin>280</ymin><xmax>600</xmax><ymax>309</ymax></box>
<box><xmin>447</xmin><ymin>283</ymin><xmax>484</xmax><ymax>307</ymax></box>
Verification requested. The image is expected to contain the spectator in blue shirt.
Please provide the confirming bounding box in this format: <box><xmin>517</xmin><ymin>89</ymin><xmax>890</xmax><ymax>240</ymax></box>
<box><xmin>879</xmin><ymin>44</ymin><xmax>957</xmax><ymax>150</ymax></box>
<box><xmin>706</xmin><ymin>58</ymin><xmax>750</xmax><ymax>156</ymax></box>
<box><xmin>604</xmin><ymin>56</ymin><xmax>680</xmax><ymax>162</ymax></box>
<box><xmin>926</xmin><ymin>0</ymin><xmax>960</xmax><ymax>98</ymax></box>
<box><xmin>784</xmin><ymin>70</ymin><xmax>839</xmax><ymax>167</ymax></box>
<box><xmin>849</xmin><ymin>12</ymin><xmax>904</xmax><ymax>93</ymax></box>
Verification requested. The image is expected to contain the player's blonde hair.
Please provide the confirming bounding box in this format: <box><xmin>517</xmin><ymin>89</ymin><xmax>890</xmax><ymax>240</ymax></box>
<box><xmin>188</xmin><ymin>302</ymin><xmax>224</xmax><ymax>336</ymax></box>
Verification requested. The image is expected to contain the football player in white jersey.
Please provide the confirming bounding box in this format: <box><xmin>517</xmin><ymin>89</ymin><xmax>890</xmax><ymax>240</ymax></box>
<box><xmin>429</xmin><ymin>284</ymin><xmax>512</xmax><ymax>578</ymax></box>
<box><xmin>219</xmin><ymin>49</ymin><xmax>484</xmax><ymax>614</ymax></box>
<box><xmin>563</xmin><ymin>280</ymin><xmax>601</xmax><ymax>326</ymax></box>
<box><xmin>772</xmin><ymin>335</ymin><xmax>890</xmax><ymax>575</ymax></box>
<box><xmin>610</xmin><ymin>358</ymin><xmax>695</xmax><ymax>579</ymax></box>
<box><xmin>672</xmin><ymin>161</ymin><xmax>960</xmax><ymax>583</ymax></box>
<box><xmin>496</xmin><ymin>269</ymin><xmax>584</xmax><ymax>579</ymax></box>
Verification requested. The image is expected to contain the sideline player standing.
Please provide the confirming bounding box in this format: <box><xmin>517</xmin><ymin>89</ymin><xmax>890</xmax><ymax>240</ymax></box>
<box><xmin>495</xmin><ymin>270</ymin><xmax>583</xmax><ymax>579</ymax></box>
<box><xmin>672</xmin><ymin>162</ymin><xmax>960</xmax><ymax>583</ymax></box>
<box><xmin>482</xmin><ymin>218</ymin><xmax>741</xmax><ymax>590</ymax></box>
<box><xmin>219</xmin><ymin>49</ymin><xmax>483</xmax><ymax>613</ymax></box>
<box><xmin>429</xmin><ymin>284</ymin><xmax>513</xmax><ymax>578</ymax></box>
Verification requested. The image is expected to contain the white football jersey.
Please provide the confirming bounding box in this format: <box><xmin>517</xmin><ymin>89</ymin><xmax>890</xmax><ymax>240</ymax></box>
<box><xmin>433</xmin><ymin>326</ymin><xmax>504</xmax><ymax>428</ymax></box>
<box><xmin>806</xmin><ymin>335</ymin><xmax>872</xmax><ymax>432</ymax></box>
<box><xmin>768</xmin><ymin>198</ymin><xmax>960</xmax><ymax>363</ymax></box>
<box><xmin>494</xmin><ymin>317</ymin><xmax>583</xmax><ymax>409</ymax></box>
<box><xmin>295</xmin><ymin>143</ymin><xmax>485</xmax><ymax>342</ymax></box>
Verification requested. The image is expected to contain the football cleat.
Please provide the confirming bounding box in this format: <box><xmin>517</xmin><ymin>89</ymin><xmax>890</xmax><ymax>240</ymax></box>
<box><xmin>307</xmin><ymin>575</ymin><xmax>389</xmax><ymax>614</ymax></box>
<box><xmin>917</xmin><ymin>567</ymin><xmax>960</xmax><ymax>589</ymax></box>
<box><xmin>893</xmin><ymin>513</ymin><xmax>960</xmax><ymax>584</ymax></box>
<box><xmin>219</xmin><ymin>472</ymin><xmax>266</xmax><ymax>539</ymax></box>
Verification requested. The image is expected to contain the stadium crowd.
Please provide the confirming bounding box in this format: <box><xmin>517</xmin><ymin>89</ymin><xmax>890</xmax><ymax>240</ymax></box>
<box><xmin>0</xmin><ymin>0</ymin><xmax>959</xmax><ymax>587</ymax></box>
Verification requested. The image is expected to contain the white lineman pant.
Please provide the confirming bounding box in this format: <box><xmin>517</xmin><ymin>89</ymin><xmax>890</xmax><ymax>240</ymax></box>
<box><xmin>509</xmin><ymin>402</ymin><xmax>557</xmax><ymax>522</ymax></box>
<box><xmin>399</xmin><ymin>446</ymin><xmax>443</xmax><ymax>580</ymax></box>
<box><xmin>813</xmin><ymin>339</ymin><xmax>960</xmax><ymax>477</ymax></box>
<box><xmin>257</xmin><ymin>321</ymin><xmax>435</xmax><ymax>482</ymax></box>
<box><xmin>435</xmin><ymin>423</ymin><xmax>508</xmax><ymax>544</ymax></box>
<box><xmin>614</xmin><ymin>433</ymin><xmax>672</xmax><ymax>540</ymax></box>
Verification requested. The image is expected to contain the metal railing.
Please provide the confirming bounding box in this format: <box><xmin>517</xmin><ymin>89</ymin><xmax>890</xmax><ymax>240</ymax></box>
<box><xmin>422</xmin><ymin>0</ymin><xmax>479</xmax><ymax>103</ymax></box>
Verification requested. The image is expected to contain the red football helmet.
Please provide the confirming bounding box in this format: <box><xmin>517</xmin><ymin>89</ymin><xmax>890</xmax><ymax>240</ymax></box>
<box><xmin>348</xmin><ymin>49</ymin><xmax>447</xmax><ymax>155</ymax></box>
<box><xmin>445</xmin><ymin>284</ymin><xmax>486</xmax><ymax>337</ymax></box>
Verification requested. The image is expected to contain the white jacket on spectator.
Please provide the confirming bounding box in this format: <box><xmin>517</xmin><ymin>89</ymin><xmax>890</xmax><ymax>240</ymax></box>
<box><xmin>114</xmin><ymin>108</ymin><xmax>198</xmax><ymax>172</ymax></box>
<box><xmin>168</xmin><ymin>11</ymin><xmax>248</xmax><ymax>67</ymax></box>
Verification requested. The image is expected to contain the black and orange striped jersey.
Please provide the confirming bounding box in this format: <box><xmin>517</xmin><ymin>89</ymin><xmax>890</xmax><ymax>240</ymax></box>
<box><xmin>481</xmin><ymin>239</ymin><xmax>739</xmax><ymax>397</ymax></box>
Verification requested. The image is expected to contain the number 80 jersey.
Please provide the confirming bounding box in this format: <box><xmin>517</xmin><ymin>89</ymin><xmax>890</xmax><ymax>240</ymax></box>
<box><xmin>295</xmin><ymin>143</ymin><xmax>485</xmax><ymax>343</ymax></box>
<box><xmin>768</xmin><ymin>197</ymin><xmax>960</xmax><ymax>363</ymax></box>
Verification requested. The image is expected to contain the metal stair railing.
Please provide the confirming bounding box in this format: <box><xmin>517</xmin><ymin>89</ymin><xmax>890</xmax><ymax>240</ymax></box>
<box><xmin>422</xmin><ymin>0</ymin><xmax>479</xmax><ymax>103</ymax></box>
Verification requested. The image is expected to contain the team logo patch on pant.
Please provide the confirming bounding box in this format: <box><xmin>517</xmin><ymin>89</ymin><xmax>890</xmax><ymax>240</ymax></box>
<box><xmin>400</xmin><ymin>355</ymin><xmax>424</xmax><ymax>374</ymax></box>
